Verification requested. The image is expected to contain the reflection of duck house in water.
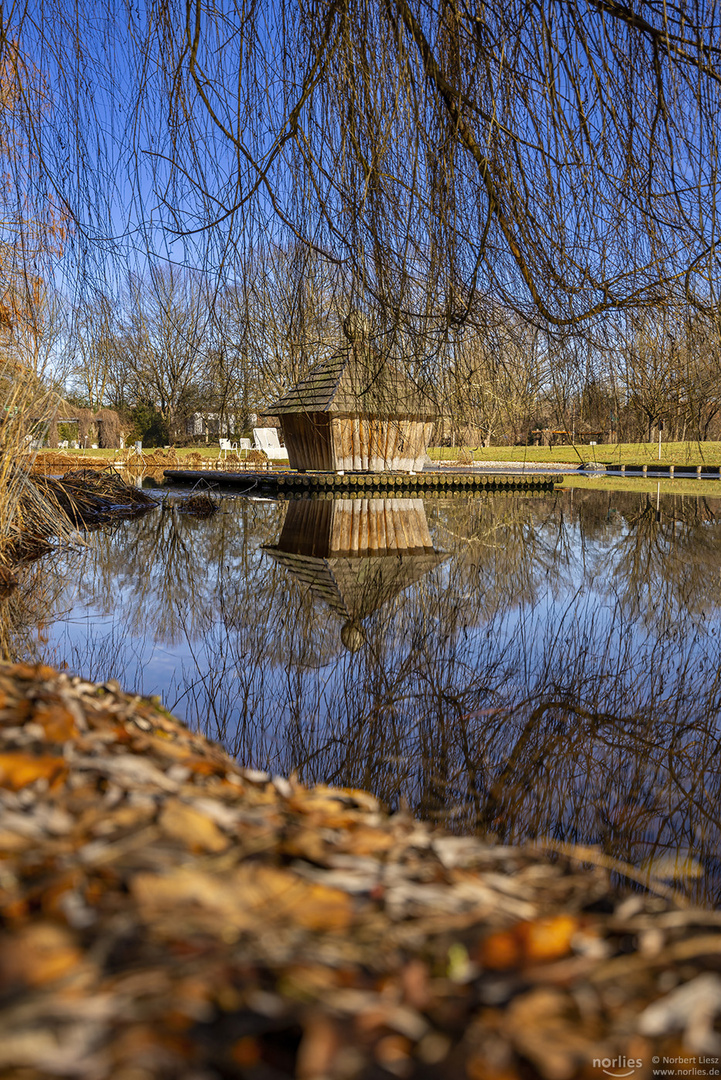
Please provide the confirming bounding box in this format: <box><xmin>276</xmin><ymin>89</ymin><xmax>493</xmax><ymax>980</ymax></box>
<box><xmin>264</xmin><ymin>498</ymin><xmax>447</xmax><ymax>650</ymax></box>
<box><xmin>264</xmin><ymin>317</ymin><xmax>436</xmax><ymax>473</ymax></box>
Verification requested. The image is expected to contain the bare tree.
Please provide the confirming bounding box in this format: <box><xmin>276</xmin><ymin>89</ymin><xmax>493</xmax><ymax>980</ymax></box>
<box><xmin>4</xmin><ymin>2</ymin><xmax>719</xmax><ymax>332</ymax></box>
<box><xmin>118</xmin><ymin>266</ymin><xmax>210</xmax><ymax>439</ymax></box>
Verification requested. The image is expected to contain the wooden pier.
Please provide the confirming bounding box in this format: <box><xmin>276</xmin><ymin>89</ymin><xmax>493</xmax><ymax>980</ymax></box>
<box><xmin>163</xmin><ymin>468</ymin><xmax>558</xmax><ymax>496</ymax></box>
<box><xmin>607</xmin><ymin>463</ymin><xmax>721</xmax><ymax>478</ymax></box>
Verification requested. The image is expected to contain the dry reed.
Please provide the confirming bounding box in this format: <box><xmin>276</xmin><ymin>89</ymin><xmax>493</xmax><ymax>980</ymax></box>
<box><xmin>0</xmin><ymin>359</ymin><xmax>70</xmax><ymax>567</ymax></box>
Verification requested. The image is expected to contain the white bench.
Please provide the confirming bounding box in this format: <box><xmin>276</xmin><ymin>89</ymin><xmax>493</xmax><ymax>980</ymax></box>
<box><xmin>253</xmin><ymin>427</ymin><xmax>289</xmax><ymax>460</ymax></box>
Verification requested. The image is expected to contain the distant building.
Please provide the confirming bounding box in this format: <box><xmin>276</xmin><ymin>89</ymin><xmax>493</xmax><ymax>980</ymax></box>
<box><xmin>264</xmin><ymin>319</ymin><xmax>436</xmax><ymax>472</ymax></box>
<box><xmin>186</xmin><ymin>412</ymin><xmax>239</xmax><ymax>440</ymax></box>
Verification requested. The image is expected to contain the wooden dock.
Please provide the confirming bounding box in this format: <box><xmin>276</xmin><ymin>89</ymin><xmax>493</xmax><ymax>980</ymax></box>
<box><xmin>163</xmin><ymin>468</ymin><xmax>558</xmax><ymax>496</ymax></box>
<box><xmin>605</xmin><ymin>463</ymin><xmax>721</xmax><ymax>478</ymax></box>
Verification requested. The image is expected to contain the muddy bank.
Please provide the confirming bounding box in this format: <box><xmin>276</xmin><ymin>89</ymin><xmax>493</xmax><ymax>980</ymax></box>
<box><xmin>0</xmin><ymin>662</ymin><xmax>720</xmax><ymax>1078</ymax></box>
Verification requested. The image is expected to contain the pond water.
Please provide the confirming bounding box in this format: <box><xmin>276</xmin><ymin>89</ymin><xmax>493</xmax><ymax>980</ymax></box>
<box><xmin>6</xmin><ymin>485</ymin><xmax>721</xmax><ymax>906</ymax></box>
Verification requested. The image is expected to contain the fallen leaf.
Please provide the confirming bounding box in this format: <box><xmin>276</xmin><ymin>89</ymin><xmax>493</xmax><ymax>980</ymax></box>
<box><xmin>31</xmin><ymin>703</ymin><xmax>78</xmax><ymax>742</ymax></box>
<box><xmin>480</xmin><ymin>916</ymin><xmax>579</xmax><ymax>969</ymax></box>
<box><xmin>505</xmin><ymin>987</ymin><xmax>592</xmax><ymax>1080</ymax></box>
<box><xmin>518</xmin><ymin>916</ymin><xmax>580</xmax><ymax>964</ymax></box>
<box><xmin>132</xmin><ymin>863</ymin><xmax>353</xmax><ymax>935</ymax></box>
<box><xmin>0</xmin><ymin>923</ymin><xmax>84</xmax><ymax>988</ymax></box>
<box><xmin>0</xmin><ymin>752</ymin><xmax>67</xmax><ymax>790</ymax></box>
<box><xmin>297</xmin><ymin>1015</ymin><xmax>341</xmax><ymax>1079</ymax></box>
<box><xmin>338</xmin><ymin>825</ymin><xmax>396</xmax><ymax>855</ymax></box>
<box><xmin>234</xmin><ymin>864</ymin><xmax>354</xmax><ymax>932</ymax></box>
<box><xmin>158</xmin><ymin>798</ymin><xmax>230</xmax><ymax>852</ymax></box>
<box><xmin>230</xmin><ymin>1037</ymin><xmax>261</xmax><ymax>1067</ymax></box>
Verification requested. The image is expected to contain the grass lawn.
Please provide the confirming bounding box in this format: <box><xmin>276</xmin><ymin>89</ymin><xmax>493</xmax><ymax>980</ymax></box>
<box><xmin>428</xmin><ymin>441</ymin><xmax>721</xmax><ymax>466</ymax></box>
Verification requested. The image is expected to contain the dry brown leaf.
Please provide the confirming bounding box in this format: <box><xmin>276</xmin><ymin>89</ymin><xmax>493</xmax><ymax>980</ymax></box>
<box><xmin>39</xmin><ymin>870</ymin><xmax>84</xmax><ymax>918</ymax></box>
<box><xmin>466</xmin><ymin>1058</ymin><xmax>521</xmax><ymax>1080</ymax></box>
<box><xmin>0</xmin><ymin>752</ymin><xmax>67</xmax><ymax>790</ymax></box>
<box><xmin>133</xmin><ymin>861</ymin><xmax>353</xmax><ymax>935</ymax></box>
<box><xmin>12</xmin><ymin>663</ymin><xmax>57</xmax><ymax>681</ymax></box>
<box><xmin>280</xmin><ymin>827</ymin><xmax>328</xmax><ymax>863</ymax></box>
<box><xmin>32</xmin><ymin>703</ymin><xmax>78</xmax><ymax>742</ymax></box>
<box><xmin>0</xmin><ymin>922</ymin><xmax>84</xmax><ymax>988</ymax></box>
<box><xmin>479</xmin><ymin>928</ymin><xmax>523</xmax><ymax>970</ymax></box>
<box><xmin>518</xmin><ymin>915</ymin><xmax>580</xmax><ymax>964</ymax></box>
<box><xmin>0</xmin><ymin>698</ymin><xmax>31</xmax><ymax>723</ymax></box>
<box><xmin>158</xmin><ymin>798</ymin><xmax>230</xmax><ymax>853</ymax></box>
<box><xmin>338</xmin><ymin>825</ymin><xmax>396</xmax><ymax>855</ymax></box>
<box><xmin>230</xmin><ymin>1037</ymin><xmax>261</xmax><ymax>1068</ymax></box>
<box><xmin>287</xmin><ymin>799</ymin><xmax>365</xmax><ymax>829</ymax></box>
<box><xmin>335</xmin><ymin>788</ymin><xmax>380</xmax><ymax>811</ymax></box>
<box><xmin>297</xmin><ymin>1016</ymin><xmax>342</xmax><ymax>1079</ymax></box>
<box><xmin>505</xmin><ymin>987</ymin><xmax>592</xmax><ymax>1080</ymax></box>
<box><xmin>132</xmin><ymin>866</ymin><xmax>256</xmax><ymax>932</ymax></box>
<box><xmin>480</xmin><ymin>916</ymin><xmax>580</xmax><ymax>970</ymax></box>
<box><xmin>233</xmin><ymin>864</ymin><xmax>354</xmax><ymax>932</ymax></box>
<box><xmin>0</xmin><ymin>828</ymin><xmax>34</xmax><ymax>852</ymax></box>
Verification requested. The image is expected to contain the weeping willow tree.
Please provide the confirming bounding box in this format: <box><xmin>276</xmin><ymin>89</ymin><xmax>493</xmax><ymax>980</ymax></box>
<box><xmin>20</xmin><ymin>2</ymin><xmax>717</xmax><ymax>300</ymax></box>
<box><xmin>2</xmin><ymin>0</ymin><xmax>721</xmax><ymax>476</ymax></box>
<box><xmin>0</xmin><ymin>28</ymin><xmax>71</xmax><ymax>568</ymax></box>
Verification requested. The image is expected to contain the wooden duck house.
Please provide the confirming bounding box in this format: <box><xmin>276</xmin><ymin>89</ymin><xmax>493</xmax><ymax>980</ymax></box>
<box><xmin>265</xmin><ymin>320</ymin><xmax>435</xmax><ymax>473</ymax></box>
<box><xmin>264</xmin><ymin>498</ymin><xmax>447</xmax><ymax>650</ymax></box>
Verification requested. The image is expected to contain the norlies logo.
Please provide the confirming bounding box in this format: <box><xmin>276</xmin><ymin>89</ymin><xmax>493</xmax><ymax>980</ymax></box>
<box><xmin>593</xmin><ymin>1058</ymin><xmax>643</xmax><ymax>1078</ymax></box>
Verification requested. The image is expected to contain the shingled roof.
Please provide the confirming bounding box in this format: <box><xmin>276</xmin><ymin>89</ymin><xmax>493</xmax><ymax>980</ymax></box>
<box><xmin>264</xmin><ymin>550</ymin><xmax>447</xmax><ymax>624</ymax></box>
<box><xmin>265</xmin><ymin>342</ymin><xmax>435</xmax><ymax>419</ymax></box>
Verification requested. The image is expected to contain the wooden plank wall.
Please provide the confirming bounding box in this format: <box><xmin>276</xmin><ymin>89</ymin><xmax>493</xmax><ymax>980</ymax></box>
<box><xmin>275</xmin><ymin>498</ymin><xmax>333</xmax><ymax>558</ymax></box>
<box><xmin>331</xmin><ymin>417</ymin><xmax>433</xmax><ymax>472</ymax></box>
<box><xmin>281</xmin><ymin>412</ymin><xmax>434</xmax><ymax>472</ymax></box>
<box><xmin>327</xmin><ymin>498</ymin><xmax>434</xmax><ymax>555</ymax></box>
<box><xmin>277</xmin><ymin>497</ymin><xmax>435</xmax><ymax>557</ymax></box>
<box><xmin>282</xmin><ymin>414</ymin><xmax>333</xmax><ymax>471</ymax></box>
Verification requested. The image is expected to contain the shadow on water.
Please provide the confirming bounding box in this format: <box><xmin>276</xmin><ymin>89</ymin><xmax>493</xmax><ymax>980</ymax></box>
<box><xmin>5</xmin><ymin>486</ymin><xmax>721</xmax><ymax>905</ymax></box>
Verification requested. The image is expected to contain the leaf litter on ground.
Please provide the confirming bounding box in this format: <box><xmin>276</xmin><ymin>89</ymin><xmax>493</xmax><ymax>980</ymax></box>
<box><xmin>0</xmin><ymin>661</ymin><xmax>719</xmax><ymax>1078</ymax></box>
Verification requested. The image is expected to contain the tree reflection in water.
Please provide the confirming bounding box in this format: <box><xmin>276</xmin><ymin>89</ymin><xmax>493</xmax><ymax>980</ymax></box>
<box><xmin>8</xmin><ymin>487</ymin><xmax>721</xmax><ymax>906</ymax></box>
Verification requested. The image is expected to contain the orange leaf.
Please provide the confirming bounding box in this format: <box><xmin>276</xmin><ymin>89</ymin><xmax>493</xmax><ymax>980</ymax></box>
<box><xmin>32</xmin><ymin>703</ymin><xmax>77</xmax><ymax>742</ymax></box>
<box><xmin>479</xmin><ymin>928</ymin><xmax>523</xmax><ymax>970</ymax></box>
<box><xmin>0</xmin><ymin>752</ymin><xmax>67</xmax><ymax>790</ymax></box>
<box><xmin>0</xmin><ymin>923</ymin><xmax>82</xmax><ymax>988</ymax></box>
<box><xmin>158</xmin><ymin>799</ymin><xmax>229</xmax><ymax>853</ymax></box>
<box><xmin>231</xmin><ymin>1037</ymin><xmax>261</xmax><ymax>1068</ymax></box>
<box><xmin>517</xmin><ymin>915</ymin><xmax>579</xmax><ymax>964</ymax></box>
<box><xmin>479</xmin><ymin>916</ymin><xmax>580</xmax><ymax>970</ymax></box>
<box><xmin>13</xmin><ymin>663</ymin><xmax>57</xmax><ymax>682</ymax></box>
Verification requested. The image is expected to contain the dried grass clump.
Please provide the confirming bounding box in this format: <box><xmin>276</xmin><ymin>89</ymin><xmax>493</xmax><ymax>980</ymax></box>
<box><xmin>180</xmin><ymin>490</ymin><xmax>219</xmax><ymax>517</ymax></box>
<box><xmin>0</xmin><ymin>360</ymin><xmax>71</xmax><ymax>568</ymax></box>
<box><xmin>142</xmin><ymin>447</ymin><xmax>178</xmax><ymax>467</ymax></box>
<box><xmin>31</xmin><ymin>468</ymin><xmax>157</xmax><ymax>529</ymax></box>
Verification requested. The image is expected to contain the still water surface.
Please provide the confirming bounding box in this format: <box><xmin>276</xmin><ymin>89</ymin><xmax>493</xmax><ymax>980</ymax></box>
<box><xmin>10</xmin><ymin>486</ymin><xmax>721</xmax><ymax>905</ymax></box>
